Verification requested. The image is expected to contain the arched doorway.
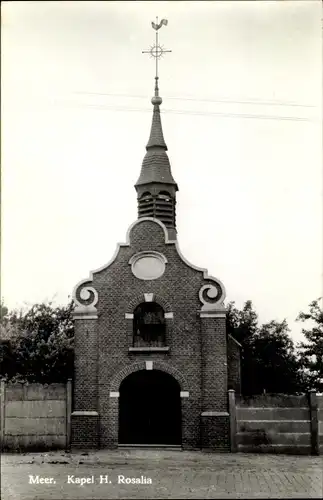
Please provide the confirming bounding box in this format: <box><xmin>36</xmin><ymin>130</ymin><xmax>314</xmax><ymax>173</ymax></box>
<box><xmin>119</xmin><ymin>370</ymin><xmax>181</xmax><ymax>445</ymax></box>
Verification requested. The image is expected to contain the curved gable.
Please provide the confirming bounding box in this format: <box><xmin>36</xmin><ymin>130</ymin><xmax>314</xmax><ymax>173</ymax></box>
<box><xmin>73</xmin><ymin>218</ymin><xmax>226</xmax><ymax>315</ymax></box>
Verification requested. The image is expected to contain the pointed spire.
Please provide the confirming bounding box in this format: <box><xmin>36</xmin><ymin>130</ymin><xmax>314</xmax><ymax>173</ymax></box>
<box><xmin>145</xmin><ymin>81</ymin><xmax>167</xmax><ymax>150</ymax></box>
<box><xmin>135</xmin><ymin>78</ymin><xmax>177</xmax><ymax>188</ymax></box>
<box><xmin>146</xmin><ymin>77</ymin><xmax>167</xmax><ymax>150</ymax></box>
<box><xmin>146</xmin><ymin>104</ymin><xmax>167</xmax><ymax>150</ymax></box>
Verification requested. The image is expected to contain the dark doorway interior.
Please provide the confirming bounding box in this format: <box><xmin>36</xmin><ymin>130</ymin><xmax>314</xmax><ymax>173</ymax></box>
<box><xmin>119</xmin><ymin>370</ymin><xmax>181</xmax><ymax>445</ymax></box>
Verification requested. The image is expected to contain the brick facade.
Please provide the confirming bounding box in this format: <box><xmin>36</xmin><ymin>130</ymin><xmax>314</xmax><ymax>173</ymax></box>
<box><xmin>71</xmin><ymin>218</ymin><xmax>239</xmax><ymax>451</ymax></box>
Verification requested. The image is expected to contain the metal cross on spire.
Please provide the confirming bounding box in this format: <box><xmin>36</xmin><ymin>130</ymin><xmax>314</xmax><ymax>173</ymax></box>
<box><xmin>142</xmin><ymin>17</ymin><xmax>171</xmax><ymax>101</ymax></box>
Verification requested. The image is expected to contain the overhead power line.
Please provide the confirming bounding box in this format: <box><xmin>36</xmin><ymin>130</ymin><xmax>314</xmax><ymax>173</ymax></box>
<box><xmin>56</xmin><ymin>99</ymin><xmax>315</xmax><ymax>122</ymax></box>
<box><xmin>73</xmin><ymin>91</ymin><xmax>315</xmax><ymax>109</ymax></box>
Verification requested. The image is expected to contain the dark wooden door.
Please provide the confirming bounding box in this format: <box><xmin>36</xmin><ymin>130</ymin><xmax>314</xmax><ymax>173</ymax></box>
<box><xmin>119</xmin><ymin>370</ymin><xmax>181</xmax><ymax>445</ymax></box>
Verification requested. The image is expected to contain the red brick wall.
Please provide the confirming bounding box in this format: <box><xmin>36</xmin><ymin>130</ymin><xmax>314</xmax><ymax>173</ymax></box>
<box><xmin>71</xmin><ymin>414</ymin><xmax>99</xmax><ymax>449</ymax></box>
<box><xmin>201</xmin><ymin>316</ymin><xmax>228</xmax><ymax>412</ymax></box>
<box><xmin>73</xmin><ymin>320</ymin><xmax>98</xmax><ymax>410</ymax></box>
<box><xmin>72</xmin><ymin>219</ymin><xmax>229</xmax><ymax>450</ymax></box>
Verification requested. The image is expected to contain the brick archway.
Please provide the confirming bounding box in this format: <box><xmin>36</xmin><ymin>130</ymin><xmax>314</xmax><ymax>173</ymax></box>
<box><xmin>106</xmin><ymin>362</ymin><xmax>191</xmax><ymax>449</ymax></box>
<box><xmin>110</xmin><ymin>361</ymin><xmax>189</xmax><ymax>392</ymax></box>
<box><xmin>118</xmin><ymin>369</ymin><xmax>182</xmax><ymax>445</ymax></box>
<box><xmin>127</xmin><ymin>293</ymin><xmax>173</xmax><ymax>313</ymax></box>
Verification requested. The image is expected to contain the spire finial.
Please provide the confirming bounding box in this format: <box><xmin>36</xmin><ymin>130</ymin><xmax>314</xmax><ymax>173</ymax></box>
<box><xmin>142</xmin><ymin>18</ymin><xmax>172</xmax><ymax>105</ymax></box>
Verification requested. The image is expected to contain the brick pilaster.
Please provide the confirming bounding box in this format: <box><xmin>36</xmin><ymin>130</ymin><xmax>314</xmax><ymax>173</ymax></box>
<box><xmin>200</xmin><ymin>313</ymin><xmax>228</xmax><ymax>412</ymax></box>
<box><xmin>72</xmin><ymin>315</ymin><xmax>99</xmax><ymax>449</ymax></box>
<box><xmin>73</xmin><ymin>318</ymin><xmax>98</xmax><ymax>410</ymax></box>
<box><xmin>200</xmin><ymin>311</ymin><xmax>230</xmax><ymax>451</ymax></box>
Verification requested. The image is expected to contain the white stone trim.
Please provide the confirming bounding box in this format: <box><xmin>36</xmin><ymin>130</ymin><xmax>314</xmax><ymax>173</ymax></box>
<box><xmin>237</xmin><ymin>407</ymin><xmax>309</xmax><ymax>410</ymax></box>
<box><xmin>129</xmin><ymin>252</ymin><xmax>167</xmax><ymax>281</ymax></box>
<box><xmin>80</xmin><ymin>286</ymin><xmax>98</xmax><ymax>303</ymax></box>
<box><xmin>125</xmin><ymin>313</ymin><xmax>134</xmax><ymax>319</ymax></box>
<box><xmin>200</xmin><ymin>312</ymin><xmax>226</xmax><ymax>318</ymax></box>
<box><xmin>73</xmin><ymin>314</ymin><xmax>98</xmax><ymax>320</ymax></box>
<box><xmin>180</xmin><ymin>391</ymin><xmax>189</xmax><ymax>398</ymax></box>
<box><xmin>146</xmin><ymin>361</ymin><xmax>153</xmax><ymax>370</ymax></box>
<box><xmin>201</xmin><ymin>411</ymin><xmax>229</xmax><ymax>417</ymax></box>
<box><xmin>129</xmin><ymin>347</ymin><xmax>170</xmax><ymax>352</ymax></box>
<box><xmin>238</xmin><ymin>419</ymin><xmax>310</xmax><ymax>423</ymax></box>
<box><xmin>71</xmin><ymin>411</ymin><xmax>99</xmax><ymax>416</ymax></box>
<box><xmin>144</xmin><ymin>293</ymin><xmax>154</xmax><ymax>302</ymax></box>
<box><xmin>164</xmin><ymin>312</ymin><xmax>174</xmax><ymax>319</ymax></box>
<box><xmin>199</xmin><ymin>283</ymin><xmax>226</xmax><ymax>313</ymax></box>
<box><xmin>130</xmin><ymin>252</ymin><xmax>167</xmax><ymax>281</ymax></box>
<box><xmin>109</xmin><ymin>391</ymin><xmax>120</xmax><ymax>398</ymax></box>
<box><xmin>238</xmin><ymin>443</ymin><xmax>311</xmax><ymax>449</ymax></box>
<box><xmin>73</xmin><ymin>285</ymin><xmax>99</xmax><ymax>312</ymax></box>
<box><xmin>129</xmin><ymin>251</ymin><xmax>168</xmax><ymax>265</ymax></box>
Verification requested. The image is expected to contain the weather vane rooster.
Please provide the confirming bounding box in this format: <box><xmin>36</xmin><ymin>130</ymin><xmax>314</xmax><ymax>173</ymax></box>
<box><xmin>151</xmin><ymin>18</ymin><xmax>168</xmax><ymax>30</ymax></box>
<box><xmin>142</xmin><ymin>17</ymin><xmax>171</xmax><ymax>84</ymax></box>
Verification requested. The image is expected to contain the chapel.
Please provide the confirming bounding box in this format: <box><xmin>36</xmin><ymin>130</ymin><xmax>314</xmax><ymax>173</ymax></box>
<box><xmin>71</xmin><ymin>24</ymin><xmax>241</xmax><ymax>450</ymax></box>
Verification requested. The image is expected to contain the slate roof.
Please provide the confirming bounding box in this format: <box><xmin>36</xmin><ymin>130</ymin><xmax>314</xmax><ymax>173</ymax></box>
<box><xmin>135</xmin><ymin>103</ymin><xmax>178</xmax><ymax>189</ymax></box>
<box><xmin>146</xmin><ymin>104</ymin><xmax>167</xmax><ymax>149</ymax></box>
<box><xmin>136</xmin><ymin>149</ymin><xmax>177</xmax><ymax>186</ymax></box>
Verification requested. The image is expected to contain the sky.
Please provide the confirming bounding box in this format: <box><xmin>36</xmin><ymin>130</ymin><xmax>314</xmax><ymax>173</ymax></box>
<box><xmin>2</xmin><ymin>1</ymin><xmax>322</xmax><ymax>343</ymax></box>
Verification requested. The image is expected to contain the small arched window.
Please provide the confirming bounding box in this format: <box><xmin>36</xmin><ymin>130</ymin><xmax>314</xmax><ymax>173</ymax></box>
<box><xmin>133</xmin><ymin>302</ymin><xmax>165</xmax><ymax>347</ymax></box>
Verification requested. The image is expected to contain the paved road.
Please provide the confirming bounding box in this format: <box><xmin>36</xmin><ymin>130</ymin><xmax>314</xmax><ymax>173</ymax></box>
<box><xmin>1</xmin><ymin>450</ymin><xmax>322</xmax><ymax>499</ymax></box>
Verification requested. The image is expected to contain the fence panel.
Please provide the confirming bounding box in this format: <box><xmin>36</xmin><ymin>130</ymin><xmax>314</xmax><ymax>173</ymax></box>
<box><xmin>234</xmin><ymin>393</ymin><xmax>315</xmax><ymax>455</ymax></box>
<box><xmin>0</xmin><ymin>381</ymin><xmax>72</xmax><ymax>451</ymax></box>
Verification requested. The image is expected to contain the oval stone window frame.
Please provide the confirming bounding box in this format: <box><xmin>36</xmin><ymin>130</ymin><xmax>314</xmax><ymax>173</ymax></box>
<box><xmin>129</xmin><ymin>251</ymin><xmax>168</xmax><ymax>281</ymax></box>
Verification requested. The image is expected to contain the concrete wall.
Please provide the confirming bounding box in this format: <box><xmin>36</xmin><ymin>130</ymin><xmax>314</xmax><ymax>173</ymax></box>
<box><xmin>0</xmin><ymin>380</ymin><xmax>72</xmax><ymax>451</ymax></box>
<box><xmin>229</xmin><ymin>391</ymin><xmax>322</xmax><ymax>455</ymax></box>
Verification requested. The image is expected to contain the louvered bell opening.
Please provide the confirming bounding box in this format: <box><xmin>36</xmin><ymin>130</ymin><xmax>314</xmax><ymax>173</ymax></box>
<box><xmin>155</xmin><ymin>193</ymin><xmax>174</xmax><ymax>228</ymax></box>
<box><xmin>138</xmin><ymin>193</ymin><xmax>154</xmax><ymax>219</ymax></box>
